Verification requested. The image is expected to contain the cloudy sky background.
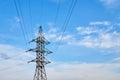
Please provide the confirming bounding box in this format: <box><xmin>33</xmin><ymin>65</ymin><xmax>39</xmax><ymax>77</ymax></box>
<box><xmin>0</xmin><ymin>0</ymin><xmax>120</xmax><ymax>80</ymax></box>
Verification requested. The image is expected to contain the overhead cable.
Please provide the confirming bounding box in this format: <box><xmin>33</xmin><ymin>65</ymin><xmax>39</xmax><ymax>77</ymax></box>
<box><xmin>13</xmin><ymin>0</ymin><xmax>29</xmax><ymax>49</ymax></box>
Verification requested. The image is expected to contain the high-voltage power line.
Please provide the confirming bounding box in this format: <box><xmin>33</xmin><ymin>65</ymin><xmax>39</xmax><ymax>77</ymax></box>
<box><xmin>26</xmin><ymin>26</ymin><xmax>52</xmax><ymax>80</ymax></box>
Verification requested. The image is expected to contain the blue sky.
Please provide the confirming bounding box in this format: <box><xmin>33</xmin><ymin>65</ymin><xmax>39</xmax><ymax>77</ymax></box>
<box><xmin>0</xmin><ymin>0</ymin><xmax>120</xmax><ymax>80</ymax></box>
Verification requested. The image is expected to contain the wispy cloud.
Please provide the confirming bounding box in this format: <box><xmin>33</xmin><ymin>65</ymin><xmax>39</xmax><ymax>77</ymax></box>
<box><xmin>0</xmin><ymin>44</ymin><xmax>34</xmax><ymax>80</ymax></box>
<box><xmin>76</xmin><ymin>26</ymin><xmax>98</xmax><ymax>35</ymax></box>
<box><xmin>14</xmin><ymin>16</ymin><xmax>20</xmax><ymax>23</ymax></box>
<box><xmin>100</xmin><ymin>0</ymin><xmax>120</xmax><ymax>8</ymax></box>
<box><xmin>47</xmin><ymin>62</ymin><xmax>120</xmax><ymax>80</ymax></box>
<box><xmin>0</xmin><ymin>44</ymin><xmax>33</xmax><ymax>61</ymax></box>
<box><xmin>45</xmin><ymin>27</ymin><xmax>74</xmax><ymax>43</ymax></box>
<box><xmin>46</xmin><ymin>21</ymin><xmax>120</xmax><ymax>53</ymax></box>
<box><xmin>1</xmin><ymin>59</ymin><xmax>120</xmax><ymax>80</ymax></box>
<box><xmin>73</xmin><ymin>22</ymin><xmax>120</xmax><ymax>52</ymax></box>
<box><xmin>89</xmin><ymin>21</ymin><xmax>110</xmax><ymax>25</ymax></box>
<box><xmin>47</xmin><ymin>22</ymin><xmax>56</xmax><ymax>28</ymax></box>
<box><xmin>112</xmin><ymin>57</ymin><xmax>120</xmax><ymax>63</ymax></box>
<box><xmin>56</xmin><ymin>34</ymin><xmax>73</xmax><ymax>41</ymax></box>
<box><xmin>74</xmin><ymin>31</ymin><xmax>120</xmax><ymax>49</ymax></box>
<box><xmin>0</xmin><ymin>36</ymin><xmax>120</xmax><ymax>80</ymax></box>
<box><xmin>8</xmin><ymin>16</ymin><xmax>21</xmax><ymax>31</ymax></box>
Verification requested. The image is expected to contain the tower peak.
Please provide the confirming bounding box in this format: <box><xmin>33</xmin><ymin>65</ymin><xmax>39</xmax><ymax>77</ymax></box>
<box><xmin>38</xmin><ymin>26</ymin><xmax>42</xmax><ymax>33</ymax></box>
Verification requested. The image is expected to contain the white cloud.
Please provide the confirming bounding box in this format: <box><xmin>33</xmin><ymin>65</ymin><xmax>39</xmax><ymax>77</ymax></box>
<box><xmin>47</xmin><ymin>62</ymin><xmax>120</xmax><ymax>80</ymax></box>
<box><xmin>113</xmin><ymin>57</ymin><xmax>120</xmax><ymax>62</ymax></box>
<box><xmin>76</xmin><ymin>21</ymin><xmax>111</xmax><ymax>35</ymax></box>
<box><xmin>89</xmin><ymin>21</ymin><xmax>110</xmax><ymax>25</ymax></box>
<box><xmin>1</xmin><ymin>60</ymin><xmax>120</xmax><ymax>80</ymax></box>
<box><xmin>0</xmin><ymin>59</ymin><xmax>34</xmax><ymax>80</ymax></box>
<box><xmin>45</xmin><ymin>33</ymin><xmax>57</xmax><ymax>40</ymax></box>
<box><xmin>15</xmin><ymin>16</ymin><xmax>20</xmax><ymax>23</ymax></box>
<box><xmin>0</xmin><ymin>44</ymin><xmax>33</xmax><ymax>60</ymax></box>
<box><xmin>47</xmin><ymin>22</ymin><xmax>55</xmax><ymax>28</ymax></box>
<box><xmin>45</xmin><ymin>28</ymin><xmax>58</xmax><ymax>41</ymax></box>
<box><xmin>56</xmin><ymin>34</ymin><xmax>73</xmax><ymax>41</ymax></box>
<box><xmin>74</xmin><ymin>32</ymin><xmax>120</xmax><ymax>49</ymax></box>
<box><xmin>75</xmin><ymin>23</ymin><xmax>120</xmax><ymax>48</ymax></box>
<box><xmin>0</xmin><ymin>44</ymin><xmax>23</xmax><ymax>59</ymax></box>
<box><xmin>48</xmin><ymin>28</ymin><xmax>57</xmax><ymax>33</ymax></box>
<box><xmin>8</xmin><ymin>17</ymin><xmax>21</xmax><ymax>32</ymax></box>
<box><xmin>0</xmin><ymin>44</ymin><xmax>35</xmax><ymax>80</ymax></box>
<box><xmin>0</xmin><ymin>44</ymin><xmax>120</xmax><ymax>80</ymax></box>
<box><xmin>66</xmin><ymin>22</ymin><xmax>120</xmax><ymax>53</ymax></box>
<box><xmin>0</xmin><ymin>44</ymin><xmax>34</xmax><ymax>65</ymax></box>
<box><xmin>76</xmin><ymin>26</ymin><xmax>98</xmax><ymax>35</ymax></box>
<box><xmin>45</xmin><ymin>27</ymin><xmax>74</xmax><ymax>42</ymax></box>
<box><xmin>62</xmin><ymin>35</ymin><xmax>73</xmax><ymax>41</ymax></box>
<box><xmin>100</xmin><ymin>0</ymin><xmax>120</xmax><ymax>8</ymax></box>
<box><xmin>45</xmin><ymin>22</ymin><xmax>120</xmax><ymax>53</ymax></box>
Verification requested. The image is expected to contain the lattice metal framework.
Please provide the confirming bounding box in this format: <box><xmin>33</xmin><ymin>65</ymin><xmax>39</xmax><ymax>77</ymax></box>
<box><xmin>27</xmin><ymin>26</ymin><xmax>52</xmax><ymax>80</ymax></box>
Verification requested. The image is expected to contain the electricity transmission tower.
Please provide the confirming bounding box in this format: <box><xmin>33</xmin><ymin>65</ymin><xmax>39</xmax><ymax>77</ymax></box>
<box><xmin>26</xmin><ymin>26</ymin><xmax>52</xmax><ymax>80</ymax></box>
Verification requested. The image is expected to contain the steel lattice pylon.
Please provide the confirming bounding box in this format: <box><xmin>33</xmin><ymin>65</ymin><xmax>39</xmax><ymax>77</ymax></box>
<box><xmin>27</xmin><ymin>26</ymin><xmax>52</xmax><ymax>80</ymax></box>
